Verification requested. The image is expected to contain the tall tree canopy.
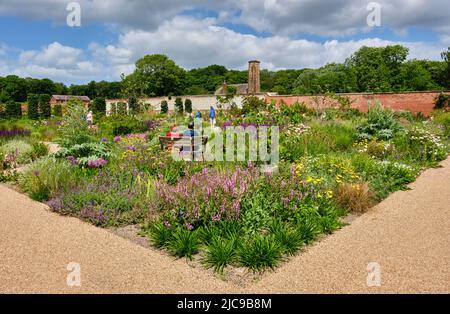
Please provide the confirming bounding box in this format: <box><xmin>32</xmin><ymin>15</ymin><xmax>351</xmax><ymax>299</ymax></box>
<box><xmin>122</xmin><ymin>54</ymin><xmax>186</xmax><ymax>97</ymax></box>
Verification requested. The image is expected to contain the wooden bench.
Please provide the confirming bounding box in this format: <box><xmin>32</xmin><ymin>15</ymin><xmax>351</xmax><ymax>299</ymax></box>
<box><xmin>159</xmin><ymin>136</ymin><xmax>208</xmax><ymax>161</ymax></box>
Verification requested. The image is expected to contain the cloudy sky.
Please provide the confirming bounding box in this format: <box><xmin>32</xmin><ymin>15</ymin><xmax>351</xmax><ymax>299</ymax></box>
<box><xmin>0</xmin><ymin>0</ymin><xmax>448</xmax><ymax>84</ymax></box>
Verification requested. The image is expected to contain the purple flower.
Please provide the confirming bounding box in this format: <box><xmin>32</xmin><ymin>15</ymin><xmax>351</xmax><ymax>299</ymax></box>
<box><xmin>185</xmin><ymin>222</ymin><xmax>194</xmax><ymax>231</ymax></box>
<box><xmin>87</xmin><ymin>158</ymin><xmax>107</xmax><ymax>168</ymax></box>
<box><xmin>163</xmin><ymin>220</ymin><xmax>172</xmax><ymax>228</ymax></box>
<box><xmin>66</xmin><ymin>155</ymin><xmax>79</xmax><ymax>165</ymax></box>
<box><xmin>101</xmin><ymin>138</ymin><xmax>108</xmax><ymax>143</ymax></box>
<box><xmin>113</xmin><ymin>136</ymin><xmax>122</xmax><ymax>143</ymax></box>
<box><xmin>46</xmin><ymin>198</ymin><xmax>64</xmax><ymax>212</ymax></box>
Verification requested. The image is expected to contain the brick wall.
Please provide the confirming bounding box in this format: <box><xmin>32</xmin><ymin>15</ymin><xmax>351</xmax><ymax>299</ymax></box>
<box><xmin>265</xmin><ymin>91</ymin><xmax>450</xmax><ymax>116</ymax></box>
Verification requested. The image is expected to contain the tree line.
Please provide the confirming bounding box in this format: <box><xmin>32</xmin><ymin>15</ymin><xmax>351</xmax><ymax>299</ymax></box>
<box><xmin>1</xmin><ymin>45</ymin><xmax>449</xmax><ymax>107</ymax></box>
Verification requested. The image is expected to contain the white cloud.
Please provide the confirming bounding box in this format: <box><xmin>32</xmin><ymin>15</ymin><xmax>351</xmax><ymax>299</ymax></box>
<box><xmin>1</xmin><ymin>0</ymin><xmax>450</xmax><ymax>38</ymax></box>
<box><xmin>12</xmin><ymin>42</ymin><xmax>102</xmax><ymax>82</ymax></box>
<box><xmin>89</xmin><ymin>16</ymin><xmax>446</xmax><ymax>78</ymax></box>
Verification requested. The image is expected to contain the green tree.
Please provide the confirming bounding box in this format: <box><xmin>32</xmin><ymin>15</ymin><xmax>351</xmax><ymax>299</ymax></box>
<box><xmin>53</xmin><ymin>104</ymin><xmax>63</xmax><ymax>117</ymax></box>
<box><xmin>174</xmin><ymin>97</ymin><xmax>184</xmax><ymax>114</ymax></box>
<box><xmin>346</xmin><ymin>45</ymin><xmax>409</xmax><ymax>92</ymax></box>
<box><xmin>92</xmin><ymin>97</ymin><xmax>106</xmax><ymax>119</ymax></box>
<box><xmin>117</xmin><ymin>102</ymin><xmax>127</xmax><ymax>115</ymax></box>
<box><xmin>6</xmin><ymin>100</ymin><xmax>20</xmax><ymax>119</ymax></box>
<box><xmin>38</xmin><ymin>94</ymin><xmax>51</xmax><ymax>119</ymax></box>
<box><xmin>128</xmin><ymin>96</ymin><xmax>139</xmax><ymax>115</ymax></box>
<box><xmin>184</xmin><ymin>98</ymin><xmax>192</xmax><ymax>114</ymax></box>
<box><xmin>27</xmin><ymin>94</ymin><xmax>40</xmax><ymax>120</ymax></box>
<box><xmin>399</xmin><ymin>60</ymin><xmax>437</xmax><ymax>91</ymax></box>
<box><xmin>123</xmin><ymin>54</ymin><xmax>186</xmax><ymax>97</ymax></box>
<box><xmin>160</xmin><ymin>100</ymin><xmax>168</xmax><ymax>114</ymax></box>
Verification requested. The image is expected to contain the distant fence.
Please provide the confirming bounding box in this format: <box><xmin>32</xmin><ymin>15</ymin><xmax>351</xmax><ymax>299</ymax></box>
<box><xmin>264</xmin><ymin>91</ymin><xmax>450</xmax><ymax>116</ymax></box>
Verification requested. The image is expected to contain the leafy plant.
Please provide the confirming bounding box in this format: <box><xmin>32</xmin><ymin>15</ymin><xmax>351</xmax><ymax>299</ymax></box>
<box><xmin>357</xmin><ymin>103</ymin><xmax>402</xmax><ymax>140</ymax></box>
<box><xmin>238</xmin><ymin>235</ymin><xmax>282</xmax><ymax>271</ymax></box>
<box><xmin>203</xmin><ymin>235</ymin><xmax>237</xmax><ymax>273</ymax></box>
<box><xmin>167</xmin><ymin>228</ymin><xmax>200</xmax><ymax>260</ymax></box>
<box><xmin>269</xmin><ymin>220</ymin><xmax>303</xmax><ymax>255</ymax></box>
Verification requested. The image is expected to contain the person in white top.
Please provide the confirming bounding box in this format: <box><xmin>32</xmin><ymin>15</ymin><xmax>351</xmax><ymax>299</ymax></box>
<box><xmin>86</xmin><ymin>111</ymin><xmax>94</xmax><ymax>125</ymax></box>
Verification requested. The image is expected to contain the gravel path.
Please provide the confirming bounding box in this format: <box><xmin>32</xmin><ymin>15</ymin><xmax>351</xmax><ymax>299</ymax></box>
<box><xmin>1</xmin><ymin>158</ymin><xmax>449</xmax><ymax>293</ymax></box>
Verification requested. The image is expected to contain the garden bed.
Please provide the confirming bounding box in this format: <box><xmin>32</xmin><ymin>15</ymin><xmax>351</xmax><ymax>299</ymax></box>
<box><xmin>2</xmin><ymin>97</ymin><xmax>450</xmax><ymax>278</ymax></box>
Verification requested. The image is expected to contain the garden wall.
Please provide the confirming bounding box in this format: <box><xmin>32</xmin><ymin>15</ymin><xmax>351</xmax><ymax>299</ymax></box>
<box><xmin>105</xmin><ymin>95</ymin><xmax>265</xmax><ymax>115</ymax></box>
<box><xmin>264</xmin><ymin>91</ymin><xmax>450</xmax><ymax>116</ymax></box>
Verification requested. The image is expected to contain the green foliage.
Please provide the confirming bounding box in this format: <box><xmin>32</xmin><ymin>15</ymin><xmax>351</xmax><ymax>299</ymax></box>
<box><xmin>122</xmin><ymin>54</ymin><xmax>186</xmax><ymax>97</ymax></box>
<box><xmin>128</xmin><ymin>96</ymin><xmax>139</xmax><ymax>115</ymax></box>
<box><xmin>117</xmin><ymin>102</ymin><xmax>127</xmax><ymax>115</ymax></box>
<box><xmin>203</xmin><ymin>236</ymin><xmax>237</xmax><ymax>273</ymax></box>
<box><xmin>184</xmin><ymin>98</ymin><xmax>192</xmax><ymax>114</ymax></box>
<box><xmin>160</xmin><ymin>100</ymin><xmax>168</xmax><ymax>114</ymax></box>
<box><xmin>27</xmin><ymin>94</ymin><xmax>40</xmax><ymax>120</ymax></box>
<box><xmin>269</xmin><ymin>220</ymin><xmax>303</xmax><ymax>255</ymax></box>
<box><xmin>57</xmin><ymin>99</ymin><xmax>93</xmax><ymax>148</ymax></box>
<box><xmin>174</xmin><ymin>97</ymin><xmax>184</xmax><ymax>114</ymax></box>
<box><xmin>53</xmin><ymin>104</ymin><xmax>63</xmax><ymax>117</ymax></box>
<box><xmin>18</xmin><ymin>156</ymin><xmax>79</xmax><ymax>200</ymax></box>
<box><xmin>92</xmin><ymin>97</ymin><xmax>106</xmax><ymax>119</ymax></box>
<box><xmin>38</xmin><ymin>94</ymin><xmax>51</xmax><ymax>119</ymax></box>
<box><xmin>238</xmin><ymin>235</ymin><xmax>282</xmax><ymax>271</ymax></box>
<box><xmin>357</xmin><ymin>103</ymin><xmax>402</xmax><ymax>140</ymax></box>
<box><xmin>5</xmin><ymin>100</ymin><xmax>21</xmax><ymax>119</ymax></box>
<box><xmin>434</xmin><ymin>94</ymin><xmax>450</xmax><ymax>110</ymax></box>
<box><xmin>144</xmin><ymin>222</ymin><xmax>173</xmax><ymax>248</ymax></box>
<box><xmin>0</xmin><ymin>139</ymin><xmax>33</xmax><ymax>165</ymax></box>
<box><xmin>56</xmin><ymin>142</ymin><xmax>110</xmax><ymax>166</ymax></box>
<box><xmin>167</xmin><ymin>228</ymin><xmax>200</xmax><ymax>260</ymax></box>
<box><xmin>99</xmin><ymin>115</ymin><xmax>146</xmax><ymax>136</ymax></box>
<box><xmin>241</xmin><ymin>96</ymin><xmax>267</xmax><ymax>115</ymax></box>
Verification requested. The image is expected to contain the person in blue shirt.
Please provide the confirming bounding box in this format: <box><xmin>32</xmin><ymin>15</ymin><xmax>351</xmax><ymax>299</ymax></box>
<box><xmin>209</xmin><ymin>106</ymin><xmax>216</xmax><ymax>127</ymax></box>
<box><xmin>195</xmin><ymin>110</ymin><xmax>202</xmax><ymax>119</ymax></box>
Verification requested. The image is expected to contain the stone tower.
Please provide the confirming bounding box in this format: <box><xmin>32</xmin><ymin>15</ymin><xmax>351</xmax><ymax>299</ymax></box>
<box><xmin>248</xmin><ymin>60</ymin><xmax>261</xmax><ymax>94</ymax></box>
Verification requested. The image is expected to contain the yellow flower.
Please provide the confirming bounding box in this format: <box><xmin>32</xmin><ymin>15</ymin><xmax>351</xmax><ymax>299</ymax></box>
<box><xmin>326</xmin><ymin>190</ymin><xmax>333</xmax><ymax>199</ymax></box>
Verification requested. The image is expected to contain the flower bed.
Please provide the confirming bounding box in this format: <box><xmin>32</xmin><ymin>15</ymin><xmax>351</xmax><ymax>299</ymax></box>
<box><xmin>5</xmin><ymin>100</ymin><xmax>449</xmax><ymax>275</ymax></box>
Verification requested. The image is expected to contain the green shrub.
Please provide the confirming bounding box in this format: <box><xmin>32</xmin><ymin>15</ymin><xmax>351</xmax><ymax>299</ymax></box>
<box><xmin>5</xmin><ymin>100</ymin><xmax>21</xmax><ymax>119</ymax></box>
<box><xmin>117</xmin><ymin>102</ymin><xmax>127</xmax><ymax>115</ymax></box>
<box><xmin>39</xmin><ymin>94</ymin><xmax>51</xmax><ymax>119</ymax></box>
<box><xmin>53</xmin><ymin>104</ymin><xmax>63</xmax><ymax>117</ymax></box>
<box><xmin>0</xmin><ymin>139</ymin><xmax>34</xmax><ymax>165</ymax></box>
<box><xmin>167</xmin><ymin>228</ymin><xmax>200</xmax><ymax>260</ymax></box>
<box><xmin>184</xmin><ymin>99</ymin><xmax>193</xmax><ymax>114</ymax></box>
<box><xmin>92</xmin><ymin>97</ymin><xmax>106</xmax><ymax>119</ymax></box>
<box><xmin>357</xmin><ymin>104</ymin><xmax>402</xmax><ymax>140</ymax></box>
<box><xmin>18</xmin><ymin>156</ymin><xmax>79</xmax><ymax>198</ymax></box>
<box><xmin>203</xmin><ymin>235</ymin><xmax>237</xmax><ymax>273</ymax></box>
<box><xmin>174</xmin><ymin>97</ymin><xmax>184</xmax><ymax>114</ymax></box>
<box><xmin>160</xmin><ymin>100</ymin><xmax>168</xmax><ymax>114</ymax></box>
<box><xmin>27</xmin><ymin>94</ymin><xmax>40</xmax><ymax>120</ymax></box>
<box><xmin>57</xmin><ymin>100</ymin><xmax>93</xmax><ymax>148</ymax></box>
<box><xmin>128</xmin><ymin>96</ymin><xmax>139</xmax><ymax>115</ymax></box>
<box><xmin>144</xmin><ymin>222</ymin><xmax>173</xmax><ymax>248</ymax></box>
<box><xmin>269</xmin><ymin>220</ymin><xmax>303</xmax><ymax>256</ymax></box>
<box><xmin>238</xmin><ymin>235</ymin><xmax>282</xmax><ymax>271</ymax></box>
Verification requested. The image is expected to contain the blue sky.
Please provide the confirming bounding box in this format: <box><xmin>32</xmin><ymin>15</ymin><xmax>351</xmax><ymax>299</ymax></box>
<box><xmin>0</xmin><ymin>0</ymin><xmax>448</xmax><ymax>84</ymax></box>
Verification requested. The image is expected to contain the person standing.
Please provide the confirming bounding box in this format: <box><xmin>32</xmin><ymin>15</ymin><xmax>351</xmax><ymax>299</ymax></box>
<box><xmin>209</xmin><ymin>106</ymin><xmax>216</xmax><ymax>127</ymax></box>
<box><xmin>195</xmin><ymin>110</ymin><xmax>202</xmax><ymax>119</ymax></box>
<box><xmin>86</xmin><ymin>111</ymin><xmax>94</xmax><ymax>126</ymax></box>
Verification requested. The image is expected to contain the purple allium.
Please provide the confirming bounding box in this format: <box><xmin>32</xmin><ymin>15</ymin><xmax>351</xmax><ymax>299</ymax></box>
<box><xmin>66</xmin><ymin>155</ymin><xmax>79</xmax><ymax>165</ymax></box>
<box><xmin>101</xmin><ymin>138</ymin><xmax>108</xmax><ymax>143</ymax></box>
<box><xmin>113</xmin><ymin>136</ymin><xmax>122</xmax><ymax>143</ymax></box>
<box><xmin>87</xmin><ymin>158</ymin><xmax>107</xmax><ymax>168</ymax></box>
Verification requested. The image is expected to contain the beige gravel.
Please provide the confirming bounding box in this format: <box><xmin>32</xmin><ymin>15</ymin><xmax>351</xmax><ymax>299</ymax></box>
<box><xmin>1</xmin><ymin>158</ymin><xmax>449</xmax><ymax>294</ymax></box>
